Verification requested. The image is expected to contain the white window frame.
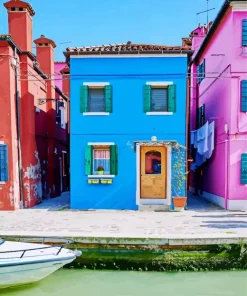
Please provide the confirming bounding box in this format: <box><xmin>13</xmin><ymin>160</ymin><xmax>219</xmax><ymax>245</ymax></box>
<box><xmin>87</xmin><ymin>142</ymin><xmax>115</xmax><ymax>178</ymax></box>
<box><xmin>83</xmin><ymin>82</ymin><xmax>110</xmax><ymax>116</ymax></box>
<box><xmin>145</xmin><ymin>81</ymin><xmax>174</xmax><ymax>116</ymax></box>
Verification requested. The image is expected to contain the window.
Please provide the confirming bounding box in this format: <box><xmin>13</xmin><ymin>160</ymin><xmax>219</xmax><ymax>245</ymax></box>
<box><xmin>80</xmin><ymin>85</ymin><xmax>112</xmax><ymax>114</ymax></box>
<box><xmin>145</xmin><ymin>150</ymin><xmax>161</xmax><ymax>174</ymax></box>
<box><xmin>197</xmin><ymin>59</ymin><xmax>206</xmax><ymax>84</ymax></box>
<box><xmin>241</xmin><ymin>153</ymin><xmax>247</xmax><ymax>185</ymax></box>
<box><xmin>242</xmin><ymin>20</ymin><xmax>247</xmax><ymax>47</ymax></box>
<box><xmin>143</xmin><ymin>84</ymin><xmax>176</xmax><ymax>113</ymax></box>
<box><xmin>241</xmin><ymin>80</ymin><xmax>247</xmax><ymax>112</ymax></box>
<box><xmin>151</xmin><ymin>88</ymin><xmax>168</xmax><ymax>112</ymax></box>
<box><xmin>85</xmin><ymin>144</ymin><xmax>118</xmax><ymax>176</ymax></box>
<box><xmin>197</xmin><ymin>104</ymin><xmax>205</xmax><ymax>128</ymax></box>
<box><xmin>93</xmin><ymin>148</ymin><xmax>110</xmax><ymax>175</ymax></box>
<box><xmin>0</xmin><ymin>144</ymin><xmax>8</xmax><ymax>182</ymax></box>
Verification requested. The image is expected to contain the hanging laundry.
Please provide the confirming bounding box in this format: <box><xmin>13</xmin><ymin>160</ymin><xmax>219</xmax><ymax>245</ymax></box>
<box><xmin>190</xmin><ymin>120</ymin><xmax>215</xmax><ymax>169</ymax></box>
<box><xmin>197</xmin><ymin>121</ymin><xmax>209</xmax><ymax>155</ymax></box>
<box><xmin>190</xmin><ymin>130</ymin><xmax>197</xmax><ymax>145</ymax></box>
<box><xmin>204</xmin><ymin>121</ymin><xmax>215</xmax><ymax>160</ymax></box>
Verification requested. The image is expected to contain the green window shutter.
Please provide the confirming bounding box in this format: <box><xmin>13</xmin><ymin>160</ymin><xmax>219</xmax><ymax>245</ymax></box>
<box><xmin>85</xmin><ymin>145</ymin><xmax>92</xmax><ymax>175</ymax></box>
<box><xmin>241</xmin><ymin>153</ymin><xmax>247</xmax><ymax>184</ymax></box>
<box><xmin>80</xmin><ymin>85</ymin><xmax>88</xmax><ymax>113</ymax></box>
<box><xmin>242</xmin><ymin>20</ymin><xmax>247</xmax><ymax>46</ymax></box>
<box><xmin>110</xmin><ymin>145</ymin><xmax>118</xmax><ymax>175</ymax></box>
<box><xmin>105</xmin><ymin>85</ymin><xmax>112</xmax><ymax>113</ymax></box>
<box><xmin>168</xmin><ymin>84</ymin><xmax>176</xmax><ymax>112</ymax></box>
<box><xmin>143</xmin><ymin>85</ymin><xmax>151</xmax><ymax>112</ymax></box>
<box><xmin>241</xmin><ymin>80</ymin><xmax>247</xmax><ymax>112</ymax></box>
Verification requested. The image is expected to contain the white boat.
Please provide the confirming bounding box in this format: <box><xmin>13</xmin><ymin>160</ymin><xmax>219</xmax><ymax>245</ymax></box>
<box><xmin>0</xmin><ymin>238</ymin><xmax>81</xmax><ymax>289</ymax></box>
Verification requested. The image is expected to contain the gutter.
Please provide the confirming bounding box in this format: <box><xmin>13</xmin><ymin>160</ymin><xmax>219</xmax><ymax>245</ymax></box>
<box><xmin>0</xmin><ymin>36</ymin><xmax>22</xmax><ymax>54</ymax></box>
<box><xmin>55</xmin><ymin>86</ymin><xmax>69</xmax><ymax>102</ymax></box>
<box><xmin>33</xmin><ymin>63</ymin><xmax>49</xmax><ymax>79</ymax></box>
<box><xmin>14</xmin><ymin>48</ymin><xmax>24</xmax><ymax>208</ymax></box>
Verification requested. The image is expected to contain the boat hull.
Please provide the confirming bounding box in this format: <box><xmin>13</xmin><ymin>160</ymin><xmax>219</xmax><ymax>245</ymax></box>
<box><xmin>0</xmin><ymin>257</ymin><xmax>75</xmax><ymax>289</ymax></box>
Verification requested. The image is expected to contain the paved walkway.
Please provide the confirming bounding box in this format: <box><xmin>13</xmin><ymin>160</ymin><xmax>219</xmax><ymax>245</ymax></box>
<box><xmin>0</xmin><ymin>201</ymin><xmax>246</xmax><ymax>243</ymax></box>
<box><xmin>33</xmin><ymin>192</ymin><xmax>70</xmax><ymax>210</ymax></box>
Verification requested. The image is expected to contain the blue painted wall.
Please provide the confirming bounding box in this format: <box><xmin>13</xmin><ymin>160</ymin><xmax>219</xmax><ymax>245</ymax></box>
<box><xmin>70</xmin><ymin>56</ymin><xmax>188</xmax><ymax>210</ymax></box>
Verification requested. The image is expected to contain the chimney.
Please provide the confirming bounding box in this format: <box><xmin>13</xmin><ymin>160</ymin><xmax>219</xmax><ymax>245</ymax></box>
<box><xmin>4</xmin><ymin>0</ymin><xmax>35</xmax><ymax>52</ymax></box>
<box><xmin>34</xmin><ymin>35</ymin><xmax>56</xmax><ymax>99</ymax></box>
<box><xmin>60</xmin><ymin>66</ymin><xmax>70</xmax><ymax>98</ymax></box>
<box><xmin>60</xmin><ymin>66</ymin><xmax>70</xmax><ymax>132</ymax></box>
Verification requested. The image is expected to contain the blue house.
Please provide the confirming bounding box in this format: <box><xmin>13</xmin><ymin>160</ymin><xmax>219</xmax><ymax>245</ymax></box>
<box><xmin>65</xmin><ymin>42</ymin><xmax>192</xmax><ymax>210</ymax></box>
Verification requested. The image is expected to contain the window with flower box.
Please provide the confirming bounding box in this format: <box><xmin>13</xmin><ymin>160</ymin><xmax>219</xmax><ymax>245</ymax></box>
<box><xmin>85</xmin><ymin>144</ymin><xmax>118</xmax><ymax>176</ymax></box>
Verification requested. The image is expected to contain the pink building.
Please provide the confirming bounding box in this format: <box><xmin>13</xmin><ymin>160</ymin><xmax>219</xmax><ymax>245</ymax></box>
<box><xmin>189</xmin><ymin>0</ymin><xmax>247</xmax><ymax>210</ymax></box>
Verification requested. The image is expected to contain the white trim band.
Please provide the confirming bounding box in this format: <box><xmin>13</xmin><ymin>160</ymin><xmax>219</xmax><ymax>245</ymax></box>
<box><xmin>146</xmin><ymin>81</ymin><xmax>174</xmax><ymax>86</ymax></box>
<box><xmin>71</xmin><ymin>54</ymin><xmax>188</xmax><ymax>59</ymax></box>
<box><xmin>83</xmin><ymin>82</ymin><xmax>110</xmax><ymax>86</ymax></box>
<box><xmin>88</xmin><ymin>142</ymin><xmax>115</xmax><ymax>145</ymax></box>
<box><xmin>83</xmin><ymin>112</ymin><xmax>110</xmax><ymax>116</ymax></box>
<box><xmin>88</xmin><ymin>175</ymin><xmax>115</xmax><ymax>178</ymax></box>
<box><xmin>146</xmin><ymin>112</ymin><xmax>173</xmax><ymax>116</ymax></box>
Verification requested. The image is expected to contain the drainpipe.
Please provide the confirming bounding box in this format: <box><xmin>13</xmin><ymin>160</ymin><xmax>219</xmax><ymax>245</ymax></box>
<box><xmin>14</xmin><ymin>47</ymin><xmax>24</xmax><ymax>208</ymax></box>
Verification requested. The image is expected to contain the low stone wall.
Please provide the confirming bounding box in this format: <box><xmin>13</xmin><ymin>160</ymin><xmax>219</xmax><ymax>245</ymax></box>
<box><xmin>67</xmin><ymin>242</ymin><xmax>247</xmax><ymax>271</ymax></box>
<box><xmin>4</xmin><ymin>236</ymin><xmax>246</xmax><ymax>272</ymax></box>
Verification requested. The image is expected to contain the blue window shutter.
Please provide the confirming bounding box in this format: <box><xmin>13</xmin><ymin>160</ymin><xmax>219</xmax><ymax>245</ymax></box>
<box><xmin>241</xmin><ymin>153</ymin><xmax>247</xmax><ymax>184</ymax></box>
<box><xmin>197</xmin><ymin>65</ymin><xmax>201</xmax><ymax>84</ymax></box>
<box><xmin>143</xmin><ymin>85</ymin><xmax>151</xmax><ymax>112</ymax></box>
<box><xmin>241</xmin><ymin>80</ymin><xmax>247</xmax><ymax>112</ymax></box>
<box><xmin>168</xmin><ymin>84</ymin><xmax>176</xmax><ymax>112</ymax></box>
<box><xmin>85</xmin><ymin>145</ymin><xmax>92</xmax><ymax>175</ymax></box>
<box><xmin>202</xmin><ymin>59</ymin><xmax>205</xmax><ymax>80</ymax></box>
<box><xmin>105</xmin><ymin>85</ymin><xmax>112</xmax><ymax>113</ymax></box>
<box><xmin>242</xmin><ymin>20</ymin><xmax>247</xmax><ymax>47</ymax></box>
<box><xmin>80</xmin><ymin>85</ymin><xmax>88</xmax><ymax>113</ymax></box>
<box><xmin>0</xmin><ymin>144</ymin><xmax>8</xmax><ymax>182</ymax></box>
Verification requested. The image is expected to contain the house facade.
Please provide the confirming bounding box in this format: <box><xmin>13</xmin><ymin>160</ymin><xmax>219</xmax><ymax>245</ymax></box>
<box><xmin>189</xmin><ymin>0</ymin><xmax>247</xmax><ymax>210</ymax></box>
<box><xmin>65</xmin><ymin>42</ymin><xmax>192</xmax><ymax>210</ymax></box>
<box><xmin>0</xmin><ymin>0</ymin><xmax>69</xmax><ymax>210</ymax></box>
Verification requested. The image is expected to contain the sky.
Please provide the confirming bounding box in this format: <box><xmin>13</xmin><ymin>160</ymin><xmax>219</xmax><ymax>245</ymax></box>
<box><xmin>0</xmin><ymin>0</ymin><xmax>225</xmax><ymax>61</ymax></box>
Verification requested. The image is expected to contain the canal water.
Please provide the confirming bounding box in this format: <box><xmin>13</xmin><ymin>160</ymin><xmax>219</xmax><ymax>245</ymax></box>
<box><xmin>2</xmin><ymin>270</ymin><xmax>247</xmax><ymax>296</ymax></box>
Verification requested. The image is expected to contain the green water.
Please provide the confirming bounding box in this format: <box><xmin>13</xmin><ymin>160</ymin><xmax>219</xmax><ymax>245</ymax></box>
<box><xmin>2</xmin><ymin>270</ymin><xmax>247</xmax><ymax>296</ymax></box>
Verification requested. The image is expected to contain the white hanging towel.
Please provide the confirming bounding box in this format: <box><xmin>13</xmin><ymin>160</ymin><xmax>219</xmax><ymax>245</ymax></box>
<box><xmin>204</xmin><ymin>121</ymin><xmax>215</xmax><ymax>160</ymax></box>
<box><xmin>197</xmin><ymin>121</ymin><xmax>209</xmax><ymax>155</ymax></box>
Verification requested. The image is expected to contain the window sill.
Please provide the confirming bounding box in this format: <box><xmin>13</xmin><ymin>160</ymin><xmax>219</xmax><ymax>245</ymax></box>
<box><xmin>83</xmin><ymin>112</ymin><xmax>110</xmax><ymax>116</ymax></box>
<box><xmin>146</xmin><ymin>112</ymin><xmax>173</xmax><ymax>116</ymax></box>
<box><xmin>88</xmin><ymin>175</ymin><xmax>115</xmax><ymax>178</ymax></box>
<box><xmin>0</xmin><ymin>182</ymin><xmax>6</xmax><ymax>184</ymax></box>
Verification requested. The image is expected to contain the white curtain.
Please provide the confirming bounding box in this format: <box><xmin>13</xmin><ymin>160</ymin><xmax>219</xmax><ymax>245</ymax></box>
<box><xmin>93</xmin><ymin>149</ymin><xmax>110</xmax><ymax>174</ymax></box>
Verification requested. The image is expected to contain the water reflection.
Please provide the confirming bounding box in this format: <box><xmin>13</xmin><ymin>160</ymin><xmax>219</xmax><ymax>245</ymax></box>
<box><xmin>2</xmin><ymin>270</ymin><xmax>247</xmax><ymax>296</ymax></box>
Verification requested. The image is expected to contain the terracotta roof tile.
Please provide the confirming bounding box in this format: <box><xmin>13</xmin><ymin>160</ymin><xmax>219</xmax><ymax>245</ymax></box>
<box><xmin>66</xmin><ymin>41</ymin><xmax>192</xmax><ymax>55</ymax></box>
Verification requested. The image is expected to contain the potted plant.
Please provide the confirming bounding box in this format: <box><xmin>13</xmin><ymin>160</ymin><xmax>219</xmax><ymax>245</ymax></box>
<box><xmin>97</xmin><ymin>165</ymin><xmax>104</xmax><ymax>175</ymax></box>
<box><xmin>172</xmin><ymin>144</ymin><xmax>187</xmax><ymax>211</ymax></box>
